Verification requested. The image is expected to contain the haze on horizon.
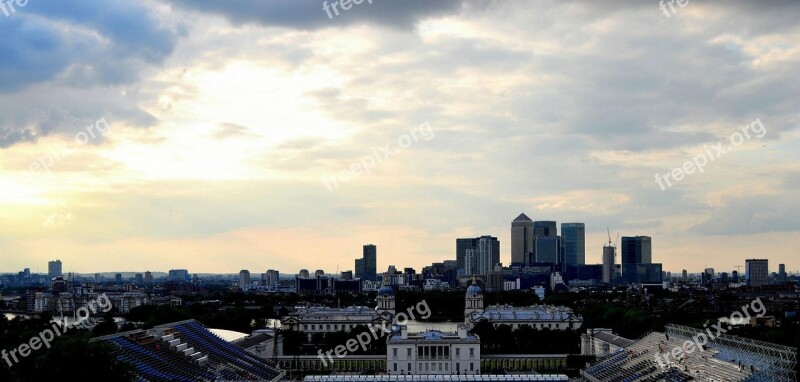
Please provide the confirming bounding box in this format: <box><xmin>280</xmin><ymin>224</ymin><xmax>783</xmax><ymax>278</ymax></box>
<box><xmin>1</xmin><ymin>0</ymin><xmax>798</xmax><ymax>275</ymax></box>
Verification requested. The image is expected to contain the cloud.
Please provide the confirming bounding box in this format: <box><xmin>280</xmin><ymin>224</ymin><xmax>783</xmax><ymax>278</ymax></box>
<box><xmin>43</xmin><ymin>212</ymin><xmax>75</xmax><ymax>228</ymax></box>
<box><xmin>0</xmin><ymin>0</ymin><xmax>180</xmax><ymax>147</ymax></box>
<box><xmin>170</xmin><ymin>0</ymin><xmax>463</xmax><ymax>30</ymax></box>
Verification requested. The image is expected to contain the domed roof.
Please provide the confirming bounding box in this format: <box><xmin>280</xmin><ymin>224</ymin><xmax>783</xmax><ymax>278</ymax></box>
<box><xmin>466</xmin><ymin>284</ymin><xmax>482</xmax><ymax>296</ymax></box>
<box><xmin>378</xmin><ymin>285</ymin><xmax>395</xmax><ymax>296</ymax></box>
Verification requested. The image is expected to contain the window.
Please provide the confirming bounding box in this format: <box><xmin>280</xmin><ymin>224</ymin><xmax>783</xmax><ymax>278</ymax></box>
<box><xmin>445</xmin><ymin>363</ymin><xmax>449</xmax><ymax>371</ymax></box>
<box><xmin>470</xmin><ymin>363</ymin><xmax>474</xmax><ymax>371</ymax></box>
<box><xmin>469</xmin><ymin>348</ymin><xmax>474</xmax><ymax>356</ymax></box>
<box><xmin>407</xmin><ymin>348</ymin><xmax>411</xmax><ymax>357</ymax></box>
<box><xmin>393</xmin><ymin>363</ymin><xmax>397</xmax><ymax>372</ymax></box>
<box><xmin>456</xmin><ymin>362</ymin><xmax>460</xmax><ymax>372</ymax></box>
<box><xmin>393</xmin><ymin>348</ymin><xmax>397</xmax><ymax>358</ymax></box>
<box><xmin>456</xmin><ymin>348</ymin><xmax>460</xmax><ymax>357</ymax></box>
<box><xmin>408</xmin><ymin>363</ymin><xmax>411</xmax><ymax>372</ymax></box>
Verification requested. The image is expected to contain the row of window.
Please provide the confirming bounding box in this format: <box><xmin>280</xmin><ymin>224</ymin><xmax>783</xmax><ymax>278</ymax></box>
<box><xmin>390</xmin><ymin>362</ymin><xmax>475</xmax><ymax>373</ymax></box>
<box><xmin>391</xmin><ymin>347</ymin><xmax>475</xmax><ymax>359</ymax></box>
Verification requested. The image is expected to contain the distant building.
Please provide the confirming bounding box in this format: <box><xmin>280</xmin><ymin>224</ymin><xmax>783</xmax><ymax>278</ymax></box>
<box><xmin>144</xmin><ymin>271</ymin><xmax>153</xmax><ymax>285</ymax></box>
<box><xmin>602</xmin><ymin>245</ymin><xmax>616</xmax><ymax>284</ymax></box>
<box><xmin>168</xmin><ymin>269</ymin><xmax>190</xmax><ymax>282</ymax></box>
<box><xmin>682</xmin><ymin>269</ymin><xmax>688</xmax><ymax>282</ymax></box>
<box><xmin>561</xmin><ymin>223</ymin><xmax>585</xmax><ymax>268</ymax></box>
<box><xmin>282</xmin><ymin>285</ymin><xmax>394</xmax><ymax>333</ymax></box>
<box><xmin>135</xmin><ymin>273</ymin><xmax>144</xmax><ymax>285</ymax></box>
<box><xmin>48</xmin><ymin>260</ymin><xmax>62</xmax><ymax>279</ymax></box>
<box><xmin>340</xmin><ymin>270</ymin><xmax>353</xmax><ymax>280</ymax></box>
<box><xmin>387</xmin><ymin>325</ymin><xmax>480</xmax><ymax>375</ymax></box>
<box><xmin>460</xmin><ymin>236</ymin><xmax>500</xmax><ymax>276</ymax></box>
<box><xmin>745</xmin><ymin>259</ymin><xmax>769</xmax><ymax>287</ymax></box>
<box><xmin>778</xmin><ymin>264</ymin><xmax>787</xmax><ymax>283</ymax></box>
<box><xmin>533</xmin><ymin>221</ymin><xmax>557</xmax><ymax>238</ymax></box>
<box><xmin>363</xmin><ymin>244</ymin><xmax>378</xmax><ymax>281</ymax></box>
<box><xmin>354</xmin><ymin>258</ymin><xmax>365</xmax><ymax>279</ymax></box>
<box><xmin>314</xmin><ymin>269</ymin><xmax>325</xmax><ymax>278</ymax></box>
<box><xmin>511</xmin><ymin>213</ymin><xmax>534</xmax><ymax>266</ymax></box>
<box><xmin>298</xmin><ymin>269</ymin><xmax>310</xmax><ymax>278</ymax></box>
<box><xmin>265</xmin><ymin>269</ymin><xmax>280</xmax><ymax>287</ymax></box>
<box><xmin>115</xmin><ymin>273</ymin><xmax>123</xmax><ymax>285</ymax></box>
<box><xmin>239</xmin><ymin>270</ymin><xmax>251</xmax><ymax>291</ymax></box>
<box><xmin>535</xmin><ymin>236</ymin><xmax>560</xmax><ymax>265</ymax></box>
<box><xmin>621</xmin><ymin>236</ymin><xmax>652</xmax><ymax>283</ymax></box>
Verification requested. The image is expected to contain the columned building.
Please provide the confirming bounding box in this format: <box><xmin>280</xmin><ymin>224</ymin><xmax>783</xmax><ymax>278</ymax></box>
<box><xmin>463</xmin><ymin>283</ymin><xmax>582</xmax><ymax>331</ymax></box>
<box><xmin>386</xmin><ymin>325</ymin><xmax>480</xmax><ymax>375</ymax></box>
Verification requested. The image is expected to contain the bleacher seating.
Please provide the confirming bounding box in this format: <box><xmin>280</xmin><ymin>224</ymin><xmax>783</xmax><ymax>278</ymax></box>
<box><xmin>100</xmin><ymin>320</ymin><xmax>283</xmax><ymax>382</ymax></box>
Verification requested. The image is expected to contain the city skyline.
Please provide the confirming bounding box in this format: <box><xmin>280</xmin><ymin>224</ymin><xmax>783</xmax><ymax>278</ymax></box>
<box><xmin>1</xmin><ymin>1</ymin><xmax>799</xmax><ymax>276</ymax></box>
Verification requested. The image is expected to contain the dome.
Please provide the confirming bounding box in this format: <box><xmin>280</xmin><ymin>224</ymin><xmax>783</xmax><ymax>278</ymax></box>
<box><xmin>466</xmin><ymin>284</ymin><xmax>482</xmax><ymax>296</ymax></box>
<box><xmin>378</xmin><ymin>285</ymin><xmax>395</xmax><ymax>296</ymax></box>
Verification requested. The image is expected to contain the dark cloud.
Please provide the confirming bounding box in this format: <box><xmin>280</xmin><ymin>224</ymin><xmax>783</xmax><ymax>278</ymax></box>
<box><xmin>0</xmin><ymin>0</ymin><xmax>180</xmax><ymax>147</ymax></box>
<box><xmin>170</xmin><ymin>0</ymin><xmax>462</xmax><ymax>30</ymax></box>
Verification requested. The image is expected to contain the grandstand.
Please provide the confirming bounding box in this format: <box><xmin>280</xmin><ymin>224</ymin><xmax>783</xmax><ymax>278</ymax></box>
<box><xmin>93</xmin><ymin>319</ymin><xmax>285</xmax><ymax>382</ymax></box>
<box><xmin>580</xmin><ymin>324</ymin><xmax>797</xmax><ymax>382</ymax></box>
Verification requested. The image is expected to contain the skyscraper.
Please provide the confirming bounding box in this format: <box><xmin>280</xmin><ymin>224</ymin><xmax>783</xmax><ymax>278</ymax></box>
<box><xmin>561</xmin><ymin>223</ymin><xmax>586</xmax><ymax>268</ymax></box>
<box><xmin>602</xmin><ymin>245</ymin><xmax>616</xmax><ymax>283</ymax></box>
<box><xmin>621</xmin><ymin>236</ymin><xmax>652</xmax><ymax>283</ymax></box>
<box><xmin>535</xmin><ymin>236</ymin><xmax>560</xmax><ymax>264</ymax></box>
<box><xmin>511</xmin><ymin>213</ymin><xmax>534</xmax><ymax>266</ymax></box>
<box><xmin>778</xmin><ymin>263</ymin><xmax>786</xmax><ymax>283</ymax></box>
<box><xmin>533</xmin><ymin>221</ymin><xmax>557</xmax><ymax>237</ymax></box>
<box><xmin>745</xmin><ymin>259</ymin><xmax>769</xmax><ymax>287</ymax></box>
<box><xmin>363</xmin><ymin>244</ymin><xmax>377</xmax><ymax>281</ymax></box>
<box><xmin>239</xmin><ymin>270</ymin><xmax>251</xmax><ymax>291</ymax></box>
<box><xmin>48</xmin><ymin>260</ymin><xmax>62</xmax><ymax>279</ymax></box>
<box><xmin>144</xmin><ymin>271</ymin><xmax>153</xmax><ymax>285</ymax></box>
<box><xmin>354</xmin><ymin>258</ymin><xmax>365</xmax><ymax>279</ymax></box>
<box><xmin>458</xmin><ymin>236</ymin><xmax>499</xmax><ymax>276</ymax></box>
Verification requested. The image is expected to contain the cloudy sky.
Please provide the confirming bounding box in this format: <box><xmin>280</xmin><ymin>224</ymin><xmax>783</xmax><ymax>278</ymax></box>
<box><xmin>1</xmin><ymin>0</ymin><xmax>798</xmax><ymax>275</ymax></box>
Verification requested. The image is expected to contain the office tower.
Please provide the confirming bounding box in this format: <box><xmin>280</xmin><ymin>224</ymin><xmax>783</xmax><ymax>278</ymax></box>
<box><xmin>511</xmin><ymin>213</ymin><xmax>534</xmax><ymax>266</ymax></box>
<box><xmin>135</xmin><ymin>273</ymin><xmax>144</xmax><ymax>285</ymax></box>
<box><xmin>340</xmin><ymin>270</ymin><xmax>353</xmax><ymax>280</ymax></box>
<box><xmin>458</xmin><ymin>236</ymin><xmax>500</xmax><ymax>276</ymax></box>
<box><xmin>705</xmin><ymin>268</ymin><xmax>715</xmax><ymax>279</ymax></box>
<box><xmin>168</xmin><ymin>269</ymin><xmax>190</xmax><ymax>282</ymax></box>
<box><xmin>363</xmin><ymin>244</ymin><xmax>377</xmax><ymax>281</ymax></box>
<box><xmin>621</xmin><ymin>236</ymin><xmax>652</xmax><ymax>283</ymax></box>
<box><xmin>48</xmin><ymin>260</ymin><xmax>62</xmax><ymax>279</ymax></box>
<box><xmin>682</xmin><ymin>269</ymin><xmax>688</xmax><ymax>282</ymax></box>
<box><xmin>745</xmin><ymin>259</ymin><xmax>769</xmax><ymax>287</ymax></box>
<box><xmin>561</xmin><ymin>223</ymin><xmax>586</xmax><ymax>268</ymax></box>
<box><xmin>354</xmin><ymin>258</ymin><xmax>365</xmax><ymax>279</ymax></box>
<box><xmin>457</xmin><ymin>238</ymin><xmax>477</xmax><ymax>276</ymax></box>
<box><xmin>314</xmin><ymin>269</ymin><xmax>325</xmax><ymax>278</ymax></box>
<box><xmin>298</xmin><ymin>269</ymin><xmax>310</xmax><ymax>278</ymax></box>
<box><xmin>731</xmin><ymin>270</ymin><xmax>738</xmax><ymax>283</ymax></box>
<box><xmin>115</xmin><ymin>273</ymin><xmax>123</xmax><ymax>285</ymax></box>
<box><xmin>533</xmin><ymin>221</ymin><xmax>557</xmax><ymax>237</ymax></box>
<box><xmin>602</xmin><ymin>245</ymin><xmax>616</xmax><ymax>283</ymax></box>
<box><xmin>779</xmin><ymin>264</ymin><xmax>786</xmax><ymax>283</ymax></box>
<box><xmin>266</xmin><ymin>269</ymin><xmax>280</xmax><ymax>287</ymax></box>
<box><xmin>535</xmin><ymin>236</ymin><xmax>560</xmax><ymax>264</ymax></box>
<box><xmin>239</xmin><ymin>270</ymin><xmax>251</xmax><ymax>291</ymax></box>
<box><xmin>144</xmin><ymin>271</ymin><xmax>153</xmax><ymax>285</ymax></box>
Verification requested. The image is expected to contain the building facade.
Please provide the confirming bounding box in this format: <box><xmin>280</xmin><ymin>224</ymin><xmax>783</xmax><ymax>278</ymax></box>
<box><xmin>511</xmin><ymin>213</ymin><xmax>534</xmax><ymax>266</ymax></box>
<box><xmin>387</xmin><ymin>326</ymin><xmax>480</xmax><ymax>375</ymax></box>
<box><xmin>745</xmin><ymin>259</ymin><xmax>769</xmax><ymax>287</ymax></box>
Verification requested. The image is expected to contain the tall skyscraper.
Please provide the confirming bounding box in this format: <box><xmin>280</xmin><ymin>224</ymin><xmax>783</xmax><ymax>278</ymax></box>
<box><xmin>561</xmin><ymin>223</ymin><xmax>586</xmax><ymax>268</ymax></box>
<box><xmin>745</xmin><ymin>259</ymin><xmax>769</xmax><ymax>287</ymax></box>
<box><xmin>682</xmin><ymin>269</ymin><xmax>688</xmax><ymax>282</ymax></box>
<box><xmin>778</xmin><ymin>264</ymin><xmax>787</xmax><ymax>283</ymax></box>
<box><xmin>48</xmin><ymin>260</ymin><xmax>62</xmax><ymax>279</ymax></box>
<box><xmin>265</xmin><ymin>269</ymin><xmax>280</xmax><ymax>287</ymax></box>
<box><xmin>535</xmin><ymin>236</ymin><xmax>560</xmax><ymax>264</ymax></box>
<box><xmin>458</xmin><ymin>236</ymin><xmax>499</xmax><ymax>276</ymax></box>
<box><xmin>144</xmin><ymin>271</ymin><xmax>153</xmax><ymax>285</ymax></box>
<box><xmin>363</xmin><ymin>244</ymin><xmax>377</xmax><ymax>281</ymax></box>
<box><xmin>602</xmin><ymin>245</ymin><xmax>616</xmax><ymax>283</ymax></box>
<box><xmin>354</xmin><ymin>258</ymin><xmax>365</xmax><ymax>279</ymax></box>
<box><xmin>621</xmin><ymin>236</ymin><xmax>652</xmax><ymax>283</ymax></box>
<box><xmin>533</xmin><ymin>221</ymin><xmax>557</xmax><ymax>237</ymax></box>
<box><xmin>511</xmin><ymin>213</ymin><xmax>534</xmax><ymax>266</ymax></box>
<box><xmin>239</xmin><ymin>270</ymin><xmax>251</xmax><ymax>291</ymax></box>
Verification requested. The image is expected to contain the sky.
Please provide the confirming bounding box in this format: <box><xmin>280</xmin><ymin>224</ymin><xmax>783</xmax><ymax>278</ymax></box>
<box><xmin>1</xmin><ymin>0</ymin><xmax>798</xmax><ymax>275</ymax></box>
